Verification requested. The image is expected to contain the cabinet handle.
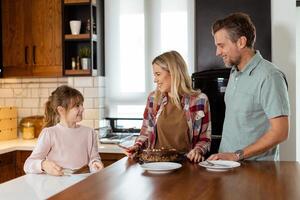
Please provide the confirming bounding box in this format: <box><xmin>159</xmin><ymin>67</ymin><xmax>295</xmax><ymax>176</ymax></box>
<box><xmin>25</xmin><ymin>46</ymin><xmax>28</xmax><ymax>64</ymax></box>
<box><xmin>32</xmin><ymin>45</ymin><xmax>36</xmax><ymax>64</ymax></box>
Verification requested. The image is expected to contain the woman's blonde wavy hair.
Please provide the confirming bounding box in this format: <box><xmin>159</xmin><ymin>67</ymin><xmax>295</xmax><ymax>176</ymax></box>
<box><xmin>152</xmin><ymin>50</ymin><xmax>198</xmax><ymax>109</ymax></box>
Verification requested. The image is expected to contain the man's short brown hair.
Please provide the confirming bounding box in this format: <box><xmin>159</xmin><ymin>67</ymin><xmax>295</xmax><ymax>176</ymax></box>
<box><xmin>212</xmin><ymin>12</ymin><xmax>256</xmax><ymax>48</ymax></box>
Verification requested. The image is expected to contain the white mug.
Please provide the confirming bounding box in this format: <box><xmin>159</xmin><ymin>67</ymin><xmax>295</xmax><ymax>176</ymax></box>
<box><xmin>70</xmin><ymin>20</ymin><xmax>81</xmax><ymax>35</ymax></box>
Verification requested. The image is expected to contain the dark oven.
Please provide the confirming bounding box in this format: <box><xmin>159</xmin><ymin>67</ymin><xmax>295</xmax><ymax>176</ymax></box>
<box><xmin>192</xmin><ymin>68</ymin><xmax>231</xmax><ymax>156</ymax></box>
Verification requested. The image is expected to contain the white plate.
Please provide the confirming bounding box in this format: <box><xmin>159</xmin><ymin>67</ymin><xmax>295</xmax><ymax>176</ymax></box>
<box><xmin>140</xmin><ymin>162</ymin><xmax>182</xmax><ymax>174</ymax></box>
<box><xmin>199</xmin><ymin>160</ymin><xmax>241</xmax><ymax>172</ymax></box>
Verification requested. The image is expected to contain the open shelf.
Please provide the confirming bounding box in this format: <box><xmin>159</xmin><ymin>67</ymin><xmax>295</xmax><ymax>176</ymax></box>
<box><xmin>64</xmin><ymin>69</ymin><xmax>91</xmax><ymax>75</ymax></box>
<box><xmin>65</xmin><ymin>33</ymin><xmax>97</xmax><ymax>41</ymax></box>
<box><xmin>64</xmin><ymin>0</ymin><xmax>96</xmax><ymax>6</ymax></box>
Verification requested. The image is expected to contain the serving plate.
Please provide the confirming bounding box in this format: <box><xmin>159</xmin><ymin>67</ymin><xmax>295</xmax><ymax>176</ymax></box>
<box><xmin>199</xmin><ymin>160</ymin><xmax>241</xmax><ymax>172</ymax></box>
<box><xmin>140</xmin><ymin>162</ymin><xmax>182</xmax><ymax>174</ymax></box>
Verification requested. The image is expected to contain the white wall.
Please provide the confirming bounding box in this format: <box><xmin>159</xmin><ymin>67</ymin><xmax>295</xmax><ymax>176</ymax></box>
<box><xmin>296</xmin><ymin>5</ymin><xmax>300</xmax><ymax>162</ymax></box>
<box><xmin>272</xmin><ymin>0</ymin><xmax>296</xmax><ymax>161</ymax></box>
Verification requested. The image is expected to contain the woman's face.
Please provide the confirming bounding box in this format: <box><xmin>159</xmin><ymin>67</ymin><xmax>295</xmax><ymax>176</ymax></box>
<box><xmin>153</xmin><ymin>63</ymin><xmax>171</xmax><ymax>94</ymax></box>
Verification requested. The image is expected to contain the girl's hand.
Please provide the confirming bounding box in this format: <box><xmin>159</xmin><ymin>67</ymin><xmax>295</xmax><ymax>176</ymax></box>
<box><xmin>91</xmin><ymin>161</ymin><xmax>104</xmax><ymax>172</ymax></box>
<box><xmin>41</xmin><ymin>160</ymin><xmax>63</xmax><ymax>176</ymax></box>
<box><xmin>187</xmin><ymin>149</ymin><xmax>204</xmax><ymax>163</ymax></box>
<box><xmin>122</xmin><ymin>145</ymin><xmax>140</xmax><ymax>158</ymax></box>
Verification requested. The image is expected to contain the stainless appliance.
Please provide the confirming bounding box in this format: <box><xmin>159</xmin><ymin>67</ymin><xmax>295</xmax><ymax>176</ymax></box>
<box><xmin>192</xmin><ymin>68</ymin><xmax>231</xmax><ymax>155</ymax></box>
<box><xmin>97</xmin><ymin>118</ymin><xmax>142</xmax><ymax>144</ymax></box>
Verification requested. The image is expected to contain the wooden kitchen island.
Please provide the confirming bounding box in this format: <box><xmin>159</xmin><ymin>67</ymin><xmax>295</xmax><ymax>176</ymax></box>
<box><xmin>49</xmin><ymin>158</ymin><xmax>300</xmax><ymax>200</ymax></box>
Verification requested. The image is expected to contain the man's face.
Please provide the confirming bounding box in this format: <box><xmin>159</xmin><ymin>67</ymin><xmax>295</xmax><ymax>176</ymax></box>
<box><xmin>214</xmin><ymin>29</ymin><xmax>241</xmax><ymax>67</ymax></box>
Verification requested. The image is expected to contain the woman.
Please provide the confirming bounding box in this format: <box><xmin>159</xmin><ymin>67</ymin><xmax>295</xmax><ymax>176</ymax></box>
<box><xmin>125</xmin><ymin>51</ymin><xmax>211</xmax><ymax>162</ymax></box>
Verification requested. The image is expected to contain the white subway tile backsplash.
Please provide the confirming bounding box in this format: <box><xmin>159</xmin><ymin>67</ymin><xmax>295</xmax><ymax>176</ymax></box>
<box><xmin>4</xmin><ymin>98</ymin><xmax>16</xmax><ymax>106</ymax></box>
<box><xmin>0</xmin><ymin>76</ymin><xmax>105</xmax><ymax>130</ymax></box>
<box><xmin>14</xmin><ymin>89</ymin><xmax>29</xmax><ymax>97</ymax></box>
<box><xmin>23</xmin><ymin>98</ymin><xmax>40</xmax><ymax>108</ymax></box>
<box><xmin>67</xmin><ymin>77</ymin><xmax>74</xmax><ymax>87</ymax></box>
<box><xmin>3</xmin><ymin>78</ymin><xmax>21</xmax><ymax>84</ymax></box>
<box><xmin>39</xmin><ymin>78</ymin><xmax>58</xmax><ymax>83</ymax></box>
<box><xmin>40</xmin><ymin>88</ymin><xmax>50</xmax><ymax>97</ymax></box>
<box><xmin>40</xmin><ymin>83</ymin><xmax>58</xmax><ymax>88</ymax></box>
<box><xmin>0</xmin><ymin>89</ymin><xmax>14</xmax><ymax>97</ymax></box>
<box><xmin>31</xmin><ymin>108</ymin><xmax>44</xmax><ymax>116</ymax></box>
<box><xmin>84</xmin><ymin>88</ymin><xmax>99</xmax><ymax>98</ymax></box>
<box><xmin>31</xmin><ymin>89</ymin><xmax>39</xmax><ymax>97</ymax></box>
<box><xmin>79</xmin><ymin>120</ymin><xmax>94</xmax><ymax>128</ymax></box>
<box><xmin>15</xmin><ymin>99</ymin><xmax>22</xmax><ymax>107</ymax></box>
<box><xmin>83</xmin><ymin>108</ymin><xmax>99</xmax><ymax>120</ymax></box>
<box><xmin>0</xmin><ymin>99</ymin><xmax>4</xmax><ymax>106</ymax></box>
<box><xmin>83</xmin><ymin>98</ymin><xmax>94</xmax><ymax>109</ymax></box>
<box><xmin>22</xmin><ymin>83</ymin><xmax>39</xmax><ymax>88</ymax></box>
<box><xmin>74</xmin><ymin>77</ymin><xmax>94</xmax><ymax>87</ymax></box>
<box><xmin>4</xmin><ymin>83</ymin><xmax>22</xmax><ymax>89</ymax></box>
<box><xmin>18</xmin><ymin>108</ymin><xmax>32</xmax><ymax>118</ymax></box>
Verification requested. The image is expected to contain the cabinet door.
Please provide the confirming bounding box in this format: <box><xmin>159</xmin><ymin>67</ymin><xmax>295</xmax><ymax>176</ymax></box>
<box><xmin>31</xmin><ymin>0</ymin><xmax>62</xmax><ymax>77</ymax></box>
<box><xmin>1</xmin><ymin>0</ymin><xmax>31</xmax><ymax>77</ymax></box>
<box><xmin>16</xmin><ymin>151</ymin><xmax>32</xmax><ymax>177</ymax></box>
<box><xmin>0</xmin><ymin>152</ymin><xmax>16</xmax><ymax>183</ymax></box>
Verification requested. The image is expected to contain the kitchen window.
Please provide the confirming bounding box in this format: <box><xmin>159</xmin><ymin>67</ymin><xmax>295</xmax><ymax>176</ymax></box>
<box><xmin>105</xmin><ymin>0</ymin><xmax>195</xmax><ymax>118</ymax></box>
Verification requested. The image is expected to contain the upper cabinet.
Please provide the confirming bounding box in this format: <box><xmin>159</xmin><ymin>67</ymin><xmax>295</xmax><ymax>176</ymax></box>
<box><xmin>63</xmin><ymin>0</ymin><xmax>104</xmax><ymax>76</ymax></box>
<box><xmin>1</xmin><ymin>0</ymin><xmax>62</xmax><ymax>77</ymax></box>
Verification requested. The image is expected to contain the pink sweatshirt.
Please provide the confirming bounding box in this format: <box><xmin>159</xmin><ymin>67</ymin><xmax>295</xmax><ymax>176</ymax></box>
<box><xmin>24</xmin><ymin>123</ymin><xmax>101</xmax><ymax>173</ymax></box>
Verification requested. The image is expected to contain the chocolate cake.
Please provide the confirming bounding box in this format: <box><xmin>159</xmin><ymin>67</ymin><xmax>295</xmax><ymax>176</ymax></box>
<box><xmin>139</xmin><ymin>148</ymin><xmax>179</xmax><ymax>162</ymax></box>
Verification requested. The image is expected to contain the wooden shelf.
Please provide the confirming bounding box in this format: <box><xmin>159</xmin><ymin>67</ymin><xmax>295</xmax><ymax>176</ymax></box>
<box><xmin>65</xmin><ymin>33</ymin><xmax>89</xmax><ymax>40</ymax></box>
<box><xmin>65</xmin><ymin>69</ymin><xmax>91</xmax><ymax>75</ymax></box>
<box><xmin>64</xmin><ymin>0</ymin><xmax>96</xmax><ymax>6</ymax></box>
<box><xmin>65</xmin><ymin>34</ymin><xmax>97</xmax><ymax>41</ymax></box>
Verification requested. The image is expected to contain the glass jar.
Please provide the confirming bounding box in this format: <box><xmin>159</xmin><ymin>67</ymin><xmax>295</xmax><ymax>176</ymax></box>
<box><xmin>22</xmin><ymin>122</ymin><xmax>35</xmax><ymax>140</ymax></box>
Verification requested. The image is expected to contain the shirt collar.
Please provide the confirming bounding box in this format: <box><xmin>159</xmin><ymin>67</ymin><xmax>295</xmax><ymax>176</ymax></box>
<box><xmin>230</xmin><ymin>50</ymin><xmax>263</xmax><ymax>76</ymax></box>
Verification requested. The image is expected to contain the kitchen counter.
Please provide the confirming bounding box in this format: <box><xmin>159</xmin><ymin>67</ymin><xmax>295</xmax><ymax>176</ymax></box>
<box><xmin>1</xmin><ymin>158</ymin><xmax>299</xmax><ymax>199</ymax></box>
<box><xmin>50</xmin><ymin>158</ymin><xmax>300</xmax><ymax>200</ymax></box>
<box><xmin>0</xmin><ymin>173</ymin><xmax>89</xmax><ymax>200</ymax></box>
<box><xmin>0</xmin><ymin>138</ymin><xmax>125</xmax><ymax>154</ymax></box>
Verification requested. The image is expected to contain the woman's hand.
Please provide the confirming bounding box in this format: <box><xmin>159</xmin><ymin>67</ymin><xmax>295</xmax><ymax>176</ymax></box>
<box><xmin>122</xmin><ymin>145</ymin><xmax>140</xmax><ymax>158</ymax></box>
<box><xmin>187</xmin><ymin>149</ymin><xmax>204</xmax><ymax>163</ymax></box>
<box><xmin>41</xmin><ymin>160</ymin><xmax>63</xmax><ymax>176</ymax></box>
<box><xmin>207</xmin><ymin>152</ymin><xmax>238</xmax><ymax>161</ymax></box>
<box><xmin>91</xmin><ymin>161</ymin><xmax>104</xmax><ymax>172</ymax></box>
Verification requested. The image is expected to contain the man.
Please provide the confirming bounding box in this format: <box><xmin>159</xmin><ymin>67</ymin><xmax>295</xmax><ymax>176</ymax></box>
<box><xmin>208</xmin><ymin>12</ymin><xmax>290</xmax><ymax>161</ymax></box>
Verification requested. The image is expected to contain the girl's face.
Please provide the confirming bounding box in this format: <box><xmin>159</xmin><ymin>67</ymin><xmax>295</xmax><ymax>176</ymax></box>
<box><xmin>58</xmin><ymin>102</ymin><xmax>84</xmax><ymax>127</ymax></box>
<box><xmin>153</xmin><ymin>63</ymin><xmax>171</xmax><ymax>94</ymax></box>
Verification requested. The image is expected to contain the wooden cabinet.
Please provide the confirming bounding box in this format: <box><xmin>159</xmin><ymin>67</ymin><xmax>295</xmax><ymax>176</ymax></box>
<box><xmin>63</xmin><ymin>0</ymin><xmax>104</xmax><ymax>76</ymax></box>
<box><xmin>1</xmin><ymin>0</ymin><xmax>62</xmax><ymax>77</ymax></box>
<box><xmin>99</xmin><ymin>153</ymin><xmax>125</xmax><ymax>167</ymax></box>
<box><xmin>0</xmin><ymin>151</ymin><xmax>16</xmax><ymax>183</ymax></box>
<box><xmin>16</xmin><ymin>151</ymin><xmax>32</xmax><ymax>177</ymax></box>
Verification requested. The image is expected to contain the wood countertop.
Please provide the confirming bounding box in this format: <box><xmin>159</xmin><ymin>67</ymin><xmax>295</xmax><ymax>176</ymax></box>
<box><xmin>49</xmin><ymin>158</ymin><xmax>300</xmax><ymax>200</ymax></box>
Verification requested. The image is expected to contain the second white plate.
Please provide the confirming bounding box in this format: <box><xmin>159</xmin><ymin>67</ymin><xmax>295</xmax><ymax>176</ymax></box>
<box><xmin>140</xmin><ymin>162</ymin><xmax>182</xmax><ymax>174</ymax></box>
<box><xmin>199</xmin><ymin>160</ymin><xmax>241</xmax><ymax>172</ymax></box>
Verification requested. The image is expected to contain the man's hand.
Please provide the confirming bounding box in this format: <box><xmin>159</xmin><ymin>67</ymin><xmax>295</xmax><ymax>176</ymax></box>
<box><xmin>41</xmin><ymin>160</ymin><xmax>63</xmax><ymax>176</ymax></box>
<box><xmin>207</xmin><ymin>152</ymin><xmax>238</xmax><ymax>161</ymax></box>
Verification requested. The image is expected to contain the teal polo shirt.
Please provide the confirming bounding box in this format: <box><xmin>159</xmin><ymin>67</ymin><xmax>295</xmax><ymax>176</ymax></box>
<box><xmin>219</xmin><ymin>51</ymin><xmax>290</xmax><ymax>160</ymax></box>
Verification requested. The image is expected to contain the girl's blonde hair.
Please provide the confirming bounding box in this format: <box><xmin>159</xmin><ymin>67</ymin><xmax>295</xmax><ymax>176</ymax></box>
<box><xmin>44</xmin><ymin>85</ymin><xmax>84</xmax><ymax>128</ymax></box>
<box><xmin>152</xmin><ymin>50</ymin><xmax>198</xmax><ymax>109</ymax></box>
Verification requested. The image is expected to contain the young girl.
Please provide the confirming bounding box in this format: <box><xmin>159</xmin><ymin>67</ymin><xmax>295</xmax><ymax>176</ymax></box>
<box><xmin>24</xmin><ymin>85</ymin><xmax>104</xmax><ymax>176</ymax></box>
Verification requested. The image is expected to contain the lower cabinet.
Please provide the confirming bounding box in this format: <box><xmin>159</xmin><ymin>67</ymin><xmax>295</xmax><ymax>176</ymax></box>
<box><xmin>16</xmin><ymin>151</ymin><xmax>32</xmax><ymax>177</ymax></box>
<box><xmin>0</xmin><ymin>150</ymin><xmax>125</xmax><ymax>183</ymax></box>
<box><xmin>0</xmin><ymin>151</ymin><xmax>16</xmax><ymax>183</ymax></box>
<box><xmin>99</xmin><ymin>153</ymin><xmax>125</xmax><ymax>167</ymax></box>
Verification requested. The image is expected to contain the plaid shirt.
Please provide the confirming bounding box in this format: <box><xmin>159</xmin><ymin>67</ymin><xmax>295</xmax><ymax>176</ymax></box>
<box><xmin>135</xmin><ymin>91</ymin><xmax>211</xmax><ymax>155</ymax></box>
